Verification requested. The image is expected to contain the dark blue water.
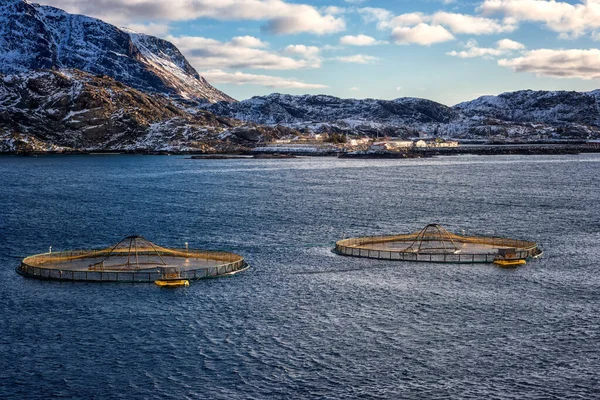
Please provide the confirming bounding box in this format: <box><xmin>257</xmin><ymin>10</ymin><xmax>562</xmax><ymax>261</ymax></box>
<box><xmin>1</xmin><ymin>154</ymin><xmax>599</xmax><ymax>399</ymax></box>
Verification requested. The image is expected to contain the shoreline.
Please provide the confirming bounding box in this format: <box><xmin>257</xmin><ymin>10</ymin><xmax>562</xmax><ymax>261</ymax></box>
<box><xmin>340</xmin><ymin>144</ymin><xmax>600</xmax><ymax>158</ymax></box>
<box><xmin>2</xmin><ymin>144</ymin><xmax>600</xmax><ymax>157</ymax></box>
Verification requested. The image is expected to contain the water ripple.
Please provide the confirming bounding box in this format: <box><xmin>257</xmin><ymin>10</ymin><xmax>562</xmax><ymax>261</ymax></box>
<box><xmin>1</xmin><ymin>154</ymin><xmax>599</xmax><ymax>399</ymax></box>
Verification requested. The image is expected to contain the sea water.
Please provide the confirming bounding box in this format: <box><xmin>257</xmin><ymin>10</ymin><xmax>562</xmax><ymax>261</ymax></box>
<box><xmin>1</xmin><ymin>154</ymin><xmax>599</xmax><ymax>399</ymax></box>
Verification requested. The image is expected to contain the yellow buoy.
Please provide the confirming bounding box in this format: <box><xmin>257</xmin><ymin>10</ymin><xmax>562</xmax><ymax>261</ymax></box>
<box><xmin>154</xmin><ymin>279</ymin><xmax>190</xmax><ymax>287</ymax></box>
<box><xmin>155</xmin><ymin>266</ymin><xmax>189</xmax><ymax>287</ymax></box>
<box><xmin>494</xmin><ymin>259</ymin><xmax>526</xmax><ymax>268</ymax></box>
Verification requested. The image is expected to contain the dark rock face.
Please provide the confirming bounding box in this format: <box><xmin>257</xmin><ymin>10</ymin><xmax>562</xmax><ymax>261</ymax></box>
<box><xmin>205</xmin><ymin>93</ymin><xmax>457</xmax><ymax>126</ymax></box>
<box><xmin>203</xmin><ymin>91</ymin><xmax>600</xmax><ymax>139</ymax></box>
<box><xmin>0</xmin><ymin>70</ymin><xmax>202</xmax><ymax>149</ymax></box>
<box><xmin>0</xmin><ymin>0</ymin><xmax>234</xmax><ymax>103</ymax></box>
<box><xmin>0</xmin><ymin>0</ymin><xmax>57</xmax><ymax>72</ymax></box>
<box><xmin>455</xmin><ymin>90</ymin><xmax>600</xmax><ymax>125</ymax></box>
<box><xmin>2</xmin><ymin>1</ymin><xmax>600</xmax><ymax>149</ymax></box>
<box><xmin>0</xmin><ymin>70</ymin><xmax>286</xmax><ymax>152</ymax></box>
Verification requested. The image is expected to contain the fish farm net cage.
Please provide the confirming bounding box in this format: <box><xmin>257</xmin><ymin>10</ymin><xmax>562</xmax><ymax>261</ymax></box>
<box><xmin>17</xmin><ymin>235</ymin><xmax>248</xmax><ymax>282</ymax></box>
<box><xmin>335</xmin><ymin>224</ymin><xmax>542</xmax><ymax>263</ymax></box>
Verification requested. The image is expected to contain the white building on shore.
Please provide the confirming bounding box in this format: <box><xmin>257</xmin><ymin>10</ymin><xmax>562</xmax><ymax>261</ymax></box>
<box><xmin>369</xmin><ymin>140</ymin><xmax>415</xmax><ymax>152</ymax></box>
<box><xmin>415</xmin><ymin>140</ymin><xmax>459</xmax><ymax>148</ymax></box>
<box><xmin>369</xmin><ymin>139</ymin><xmax>459</xmax><ymax>152</ymax></box>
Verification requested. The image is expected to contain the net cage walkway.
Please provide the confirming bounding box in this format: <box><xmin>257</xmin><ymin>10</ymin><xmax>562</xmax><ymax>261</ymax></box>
<box><xmin>17</xmin><ymin>235</ymin><xmax>248</xmax><ymax>282</ymax></box>
<box><xmin>335</xmin><ymin>224</ymin><xmax>542</xmax><ymax>264</ymax></box>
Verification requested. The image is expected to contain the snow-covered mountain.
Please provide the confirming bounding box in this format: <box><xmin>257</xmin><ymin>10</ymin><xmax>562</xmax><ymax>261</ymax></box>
<box><xmin>203</xmin><ymin>91</ymin><xmax>600</xmax><ymax>139</ymax></box>
<box><xmin>205</xmin><ymin>93</ymin><xmax>457</xmax><ymax>136</ymax></box>
<box><xmin>0</xmin><ymin>0</ymin><xmax>234</xmax><ymax>103</ymax></box>
<box><xmin>0</xmin><ymin>70</ymin><xmax>287</xmax><ymax>152</ymax></box>
<box><xmin>207</xmin><ymin>93</ymin><xmax>456</xmax><ymax>124</ymax></box>
<box><xmin>455</xmin><ymin>90</ymin><xmax>600</xmax><ymax>125</ymax></box>
<box><xmin>451</xmin><ymin>90</ymin><xmax>600</xmax><ymax>139</ymax></box>
<box><xmin>1</xmin><ymin>0</ymin><xmax>599</xmax><ymax>151</ymax></box>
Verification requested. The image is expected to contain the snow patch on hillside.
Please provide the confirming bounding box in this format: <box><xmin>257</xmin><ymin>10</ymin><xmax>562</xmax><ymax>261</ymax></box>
<box><xmin>0</xmin><ymin>0</ymin><xmax>234</xmax><ymax>102</ymax></box>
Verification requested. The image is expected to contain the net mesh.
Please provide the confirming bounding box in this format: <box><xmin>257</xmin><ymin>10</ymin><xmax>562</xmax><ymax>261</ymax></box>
<box><xmin>404</xmin><ymin>224</ymin><xmax>461</xmax><ymax>254</ymax></box>
<box><xmin>18</xmin><ymin>236</ymin><xmax>248</xmax><ymax>281</ymax></box>
<box><xmin>89</xmin><ymin>236</ymin><xmax>168</xmax><ymax>271</ymax></box>
<box><xmin>335</xmin><ymin>223</ymin><xmax>541</xmax><ymax>263</ymax></box>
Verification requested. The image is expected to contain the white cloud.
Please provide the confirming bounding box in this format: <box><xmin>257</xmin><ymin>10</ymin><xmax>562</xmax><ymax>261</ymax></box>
<box><xmin>358</xmin><ymin>7</ymin><xmax>394</xmax><ymax>29</ymax></box>
<box><xmin>480</xmin><ymin>0</ymin><xmax>600</xmax><ymax>38</ymax></box>
<box><xmin>282</xmin><ymin>45</ymin><xmax>321</xmax><ymax>59</ymax></box>
<box><xmin>168</xmin><ymin>35</ymin><xmax>321</xmax><ymax>70</ymax></box>
<box><xmin>388</xmin><ymin>13</ymin><xmax>427</xmax><ymax>29</ymax></box>
<box><xmin>498</xmin><ymin>48</ymin><xmax>600</xmax><ymax>79</ymax></box>
<box><xmin>322</xmin><ymin>44</ymin><xmax>344</xmax><ymax>51</ymax></box>
<box><xmin>39</xmin><ymin>0</ymin><xmax>345</xmax><ymax>35</ymax></box>
<box><xmin>125</xmin><ymin>23</ymin><xmax>171</xmax><ymax>37</ymax></box>
<box><xmin>200</xmin><ymin>69</ymin><xmax>328</xmax><ymax>88</ymax></box>
<box><xmin>362</xmin><ymin>1</ymin><xmax>600</xmax><ymax>41</ymax></box>
<box><xmin>497</xmin><ymin>38</ymin><xmax>525</xmax><ymax>50</ymax></box>
<box><xmin>261</xmin><ymin>11</ymin><xmax>345</xmax><ymax>35</ymax></box>
<box><xmin>360</xmin><ymin>6</ymin><xmax>514</xmax><ymax>47</ymax></box>
<box><xmin>446</xmin><ymin>38</ymin><xmax>525</xmax><ymax>58</ymax></box>
<box><xmin>361</xmin><ymin>8</ymin><xmax>514</xmax><ymax>34</ymax></box>
<box><xmin>350</xmin><ymin>86</ymin><xmax>359</xmax><ymax>91</ymax></box>
<box><xmin>396</xmin><ymin>86</ymin><xmax>402</xmax><ymax>91</ymax></box>
<box><xmin>447</xmin><ymin>46</ymin><xmax>503</xmax><ymax>58</ymax></box>
<box><xmin>384</xmin><ymin>12</ymin><xmax>514</xmax><ymax>34</ymax></box>
<box><xmin>392</xmin><ymin>23</ymin><xmax>455</xmax><ymax>45</ymax></box>
<box><xmin>229</xmin><ymin>35</ymin><xmax>268</xmax><ymax>48</ymax></box>
<box><xmin>322</xmin><ymin>6</ymin><xmax>346</xmax><ymax>15</ymax></box>
<box><xmin>430</xmin><ymin>12</ymin><xmax>516</xmax><ymax>34</ymax></box>
<box><xmin>339</xmin><ymin>34</ymin><xmax>385</xmax><ymax>46</ymax></box>
<box><xmin>335</xmin><ymin>54</ymin><xmax>379</xmax><ymax>63</ymax></box>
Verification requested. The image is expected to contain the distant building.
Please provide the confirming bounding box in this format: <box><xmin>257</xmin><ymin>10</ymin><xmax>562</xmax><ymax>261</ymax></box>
<box><xmin>392</xmin><ymin>141</ymin><xmax>415</xmax><ymax>148</ymax></box>
<box><xmin>586</xmin><ymin>140</ymin><xmax>600</xmax><ymax>148</ymax></box>
<box><xmin>415</xmin><ymin>139</ymin><xmax>459</xmax><ymax>148</ymax></box>
<box><xmin>369</xmin><ymin>140</ymin><xmax>414</xmax><ymax>152</ymax></box>
<box><xmin>434</xmin><ymin>141</ymin><xmax>459</xmax><ymax>148</ymax></box>
<box><xmin>348</xmin><ymin>138</ymin><xmax>370</xmax><ymax>147</ymax></box>
<box><xmin>370</xmin><ymin>142</ymin><xmax>389</xmax><ymax>151</ymax></box>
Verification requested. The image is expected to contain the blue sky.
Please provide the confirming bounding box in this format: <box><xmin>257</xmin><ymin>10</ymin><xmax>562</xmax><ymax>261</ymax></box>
<box><xmin>39</xmin><ymin>0</ymin><xmax>600</xmax><ymax>105</ymax></box>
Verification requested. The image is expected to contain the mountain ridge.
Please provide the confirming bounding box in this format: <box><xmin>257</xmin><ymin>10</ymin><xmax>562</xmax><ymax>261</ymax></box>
<box><xmin>1</xmin><ymin>0</ymin><xmax>599</xmax><ymax>152</ymax></box>
<box><xmin>201</xmin><ymin>90</ymin><xmax>600</xmax><ymax>139</ymax></box>
<box><xmin>0</xmin><ymin>0</ymin><xmax>234</xmax><ymax>103</ymax></box>
<box><xmin>0</xmin><ymin>69</ymin><xmax>291</xmax><ymax>153</ymax></box>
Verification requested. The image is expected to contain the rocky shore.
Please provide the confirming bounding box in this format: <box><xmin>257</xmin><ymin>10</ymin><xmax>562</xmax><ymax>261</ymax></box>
<box><xmin>338</xmin><ymin>144</ymin><xmax>600</xmax><ymax>159</ymax></box>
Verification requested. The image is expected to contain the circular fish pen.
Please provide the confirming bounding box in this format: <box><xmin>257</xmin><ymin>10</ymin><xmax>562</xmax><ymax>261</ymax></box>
<box><xmin>17</xmin><ymin>235</ymin><xmax>248</xmax><ymax>282</ymax></box>
<box><xmin>335</xmin><ymin>224</ymin><xmax>542</xmax><ymax>264</ymax></box>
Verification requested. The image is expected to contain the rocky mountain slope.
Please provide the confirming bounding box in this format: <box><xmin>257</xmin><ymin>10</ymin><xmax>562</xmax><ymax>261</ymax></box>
<box><xmin>205</xmin><ymin>93</ymin><xmax>457</xmax><ymax>136</ymax></box>
<box><xmin>0</xmin><ymin>70</ymin><xmax>289</xmax><ymax>153</ymax></box>
<box><xmin>1</xmin><ymin>0</ymin><xmax>598</xmax><ymax>152</ymax></box>
<box><xmin>451</xmin><ymin>90</ymin><xmax>600</xmax><ymax>139</ymax></box>
<box><xmin>203</xmin><ymin>91</ymin><xmax>600</xmax><ymax>140</ymax></box>
<box><xmin>455</xmin><ymin>90</ymin><xmax>600</xmax><ymax>125</ymax></box>
<box><xmin>0</xmin><ymin>0</ymin><xmax>234</xmax><ymax>103</ymax></box>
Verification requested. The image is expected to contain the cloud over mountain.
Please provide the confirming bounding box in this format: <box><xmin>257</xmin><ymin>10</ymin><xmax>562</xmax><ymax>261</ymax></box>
<box><xmin>168</xmin><ymin>36</ymin><xmax>321</xmax><ymax>70</ymax></box>
<box><xmin>499</xmin><ymin>48</ymin><xmax>600</xmax><ymax>79</ymax></box>
<box><xmin>38</xmin><ymin>0</ymin><xmax>346</xmax><ymax>35</ymax></box>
